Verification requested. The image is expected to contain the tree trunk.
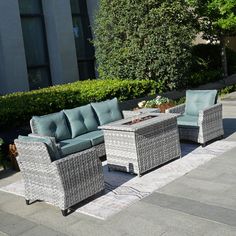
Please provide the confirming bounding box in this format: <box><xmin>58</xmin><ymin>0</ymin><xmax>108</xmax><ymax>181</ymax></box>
<box><xmin>220</xmin><ymin>38</ymin><xmax>228</xmax><ymax>78</ymax></box>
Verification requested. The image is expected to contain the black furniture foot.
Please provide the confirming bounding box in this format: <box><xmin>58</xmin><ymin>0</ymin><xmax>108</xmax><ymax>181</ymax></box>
<box><xmin>61</xmin><ymin>209</ymin><xmax>68</xmax><ymax>216</ymax></box>
<box><xmin>25</xmin><ymin>199</ymin><xmax>30</xmax><ymax>205</ymax></box>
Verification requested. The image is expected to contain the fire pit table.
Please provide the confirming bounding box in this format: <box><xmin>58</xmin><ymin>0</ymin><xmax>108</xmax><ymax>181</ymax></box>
<box><xmin>99</xmin><ymin>113</ymin><xmax>181</xmax><ymax>176</ymax></box>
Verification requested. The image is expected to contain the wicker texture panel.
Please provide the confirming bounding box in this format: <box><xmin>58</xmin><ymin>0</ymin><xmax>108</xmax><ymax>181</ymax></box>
<box><xmin>166</xmin><ymin>103</ymin><xmax>224</xmax><ymax>144</ymax></box>
<box><xmin>15</xmin><ymin>140</ymin><xmax>104</xmax><ymax>211</ymax></box>
<box><xmin>103</xmin><ymin>116</ymin><xmax>181</xmax><ymax>176</ymax></box>
<box><xmin>166</xmin><ymin>104</ymin><xmax>185</xmax><ymax>115</ymax></box>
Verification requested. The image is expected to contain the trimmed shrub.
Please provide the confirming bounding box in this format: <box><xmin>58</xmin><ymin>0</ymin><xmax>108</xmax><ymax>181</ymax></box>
<box><xmin>94</xmin><ymin>0</ymin><xmax>197</xmax><ymax>91</ymax></box>
<box><xmin>0</xmin><ymin>79</ymin><xmax>157</xmax><ymax>129</ymax></box>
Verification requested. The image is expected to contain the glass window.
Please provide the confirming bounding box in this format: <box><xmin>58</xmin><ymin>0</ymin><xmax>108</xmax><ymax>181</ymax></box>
<box><xmin>70</xmin><ymin>0</ymin><xmax>95</xmax><ymax>80</ymax></box>
<box><xmin>28</xmin><ymin>68</ymin><xmax>51</xmax><ymax>90</ymax></box>
<box><xmin>70</xmin><ymin>0</ymin><xmax>80</xmax><ymax>14</ymax></box>
<box><xmin>21</xmin><ymin>18</ymin><xmax>48</xmax><ymax>66</ymax></box>
<box><xmin>78</xmin><ymin>61</ymin><xmax>95</xmax><ymax>80</ymax></box>
<box><xmin>19</xmin><ymin>0</ymin><xmax>51</xmax><ymax>90</ymax></box>
<box><xmin>19</xmin><ymin>0</ymin><xmax>41</xmax><ymax>14</ymax></box>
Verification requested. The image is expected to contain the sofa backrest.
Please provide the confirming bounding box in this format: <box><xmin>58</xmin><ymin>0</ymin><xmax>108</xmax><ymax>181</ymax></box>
<box><xmin>30</xmin><ymin>111</ymin><xmax>71</xmax><ymax>141</ymax></box>
<box><xmin>91</xmin><ymin>98</ymin><xmax>123</xmax><ymax>125</ymax></box>
<box><xmin>64</xmin><ymin>104</ymin><xmax>98</xmax><ymax>138</ymax></box>
<box><xmin>30</xmin><ymin>97</ymin><xmax>123</xmax><ymax>141</ymax></box>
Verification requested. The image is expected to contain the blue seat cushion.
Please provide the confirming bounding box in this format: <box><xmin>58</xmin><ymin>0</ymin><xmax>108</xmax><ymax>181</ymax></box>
<box><xmin>59</xmin><ymin>137</ymin><xmax>92</xmax><ymax>157</ymax></box>
<box><xmin>177</xmin><ymin>115</ymin><xmax>199</xmax><ymax>127</ymax></box>
<box><xmin>78</xmin><ymin>130</ymin><xmax>104</xmax><ymax>146</ymax></box>
<box><xmin>18</xmin><ymin>135</ymin><xmax>61</xmax><ymax>161</ymax></box>
<box><xmin>91</xmin><ymin>98</ymin><xmax>123</xmax><ymax>125</ymax></box>
<box><xmin>31</xmin><ymin>111</ymin><xmax>71</xmax><ymax>141</ymax></box>
<box><xmin>64</xmin><ymin>104</ymin><xmax>98</xmax><ymax>138</ymax></box>
<box><xmin>185</xmin><ymin>90</ymin><xmax>217</xmax><ymax>116</ymax></box>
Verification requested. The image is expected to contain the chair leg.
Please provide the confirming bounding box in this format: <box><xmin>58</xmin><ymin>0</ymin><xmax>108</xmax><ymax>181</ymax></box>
<box><xmin>25</xmin><ymin>199</ymin><xmax>30</xmax><ymax>205</ymax></box>
<box><xmin>61</xmin><ymin>209</ymin><xmax>68</xmax><ymax>217</ymax></box>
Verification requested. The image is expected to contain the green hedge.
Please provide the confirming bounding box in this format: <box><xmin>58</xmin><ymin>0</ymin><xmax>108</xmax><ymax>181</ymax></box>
<box><xmin>0</xmin><ymin>79</ymin><xmax>157</xmax><ymax>129</ymax></box>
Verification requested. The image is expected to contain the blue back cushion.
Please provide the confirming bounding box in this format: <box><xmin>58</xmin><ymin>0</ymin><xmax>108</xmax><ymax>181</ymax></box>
<box><xmin>64</xmin><ymin>104</ymin><xmax>98</xmax><ymax>138</ymax></box>
<box><xmin>31</xmin><ymin>111</ymin><xmax>71</xmax><ymax>141</ymax></box>
<box><xmin>185</xmin><ymin>90</ymin><xmax>217</xmax><ymax>116</ymax></box>
<box><xmin>91</xmin><ymin>98</ymin><xmax>123</xmax><ymax>125</ymax></box>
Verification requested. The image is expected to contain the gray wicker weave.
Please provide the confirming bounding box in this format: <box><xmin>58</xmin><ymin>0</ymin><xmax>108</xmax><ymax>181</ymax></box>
<box><xmin>100</xmin><ymin>113</ymin><xmax>181</xmax><ymax>176</ymax></box>
<box><xmin>15</xmin><ymin>140</ymin><xmax>105</xmax><ymax>216</ymax></box>
<box><xmin>122</xmin><ymin>108</ymin><xmax>160</xmax><ymax>119</ymax></box>
<box><xmin>166</xmin><ymin>103</ymin><xmax>224</xmax><ymax>146</ymax></box>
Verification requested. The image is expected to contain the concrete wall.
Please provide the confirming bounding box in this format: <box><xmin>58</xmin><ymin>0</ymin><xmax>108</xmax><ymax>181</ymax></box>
<box><xmin>42</xmin><ymin>0</ymin><xmax>79</xmax><ymax>85</ymax></box>
<box><xmin>0</xmin><ymin>0</ymin><xmax>29</xmax><ymax>95</ymax></box>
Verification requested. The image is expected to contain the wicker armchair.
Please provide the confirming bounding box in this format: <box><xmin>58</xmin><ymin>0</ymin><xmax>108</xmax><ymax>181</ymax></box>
<box><xmin>166</xmin><ymin>94</ymin><xmax>224</xmax><ymax>146</ymax></box>
<box><xmin>15</xmin><ymin>140</ymin><xmax>104</xmax><ymax>216</ymax></box>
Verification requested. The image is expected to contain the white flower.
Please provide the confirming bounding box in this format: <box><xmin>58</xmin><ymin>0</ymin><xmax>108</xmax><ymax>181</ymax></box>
<box><xmin>138</xmin><ymin>100</ymin><xmax>146</xmax><ymax>108</ymax></box>
<box><xmin>156</xmin><ymin>95</ymin><xmax>161</xmax><ymax>100</ymax></box>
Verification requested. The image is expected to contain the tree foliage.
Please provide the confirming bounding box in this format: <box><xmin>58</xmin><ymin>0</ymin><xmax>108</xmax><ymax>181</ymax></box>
<box><xmin>187</xmin><ymin>0</ymin><xmax>236</xmax><ymax>76</ymax></box>
<box><xmin>94</xmin><ymin>0</ymin><xmax>197</xmax><ymax>91</ymax></box>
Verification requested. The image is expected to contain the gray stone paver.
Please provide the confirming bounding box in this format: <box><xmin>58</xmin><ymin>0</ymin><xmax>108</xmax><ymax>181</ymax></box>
<box><xmin>18</xmin><ymin>225</ymin><xmax>67</xmax><ymax>236</ymax></box>
<box><xmin>1</xmin><ymin>95</ymin><xmax>236</xmax><ymax>235</ymax></box>
<box><xmin>0</xmin><ymin>211</ymin><xmax>36</xmax><ymax>236</ymax></box>
<box><xmin>143</xmin><ymin>192</ymin><xmax>236</xmax><ymax>227</ymax></box>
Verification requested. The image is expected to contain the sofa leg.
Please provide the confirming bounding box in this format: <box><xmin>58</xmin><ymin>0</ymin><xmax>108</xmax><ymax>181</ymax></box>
<box><xmin>25</xmin><ymin>199</ymin><xmax>30</xmax><ymax>205</ymax></box>
<box><xmin>61</xmin><ymin>209</ymin><xmax>68</xmax><ymax>217</ymax></box>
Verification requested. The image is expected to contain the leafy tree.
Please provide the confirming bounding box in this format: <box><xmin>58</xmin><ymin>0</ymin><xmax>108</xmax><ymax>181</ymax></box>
<box><xmin>93</xmin><ymin>0</ymin><xmax>197</xmax><ymax>92</ymax></box>
<box><xmin>188</xmin><ymin>0</ymin><xmax>236</xmax><ymax>77</ymax></box>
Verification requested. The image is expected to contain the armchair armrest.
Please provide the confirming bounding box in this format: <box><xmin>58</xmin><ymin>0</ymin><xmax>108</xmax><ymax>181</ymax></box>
<box><xmin>52</xmin><ymin>148</ymin><xmax>104</xmax><ymax>188</ymax></box>
<box><xmin>166</xmin><ymin>104</ymin><xmax>185</xmax><ymax>115</ymax></box>
<box><xmin>198</xmin><ymin>103</ymin><xmax>223</xmax><ymax>125</ymax></box>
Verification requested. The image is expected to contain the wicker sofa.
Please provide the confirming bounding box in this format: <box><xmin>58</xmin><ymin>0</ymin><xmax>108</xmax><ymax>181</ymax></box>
<box><xmin>15</xmin><ymin>98</ymin><xmax>124</xmax><ymax>215</ymax></box>
<box><xmin>166</xmin><ymin>90</ymin><xmax>224</xmax><ymax>146</ymax></box>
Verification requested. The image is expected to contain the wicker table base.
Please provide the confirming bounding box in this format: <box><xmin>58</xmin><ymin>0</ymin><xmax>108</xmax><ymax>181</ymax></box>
<box><xmin>100</xmin><ymin>113</ymin><xmax>181</xmax><ymax>176</ymax></box>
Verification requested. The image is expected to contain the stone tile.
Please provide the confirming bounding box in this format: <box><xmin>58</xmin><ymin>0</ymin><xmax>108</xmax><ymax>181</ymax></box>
<box><xmin>0</xmin><ymin>231</ymin><xmax>8</xmax><ymax>236</ymax></box>
<box><xmin>18</xmin><ymin>225</ymin><xmax>67</xmax><ymax>236</ymax></box>
<box><xmin>124</xmin><ymin>201</ymin><xmax>236</xmax><ymax>235</ymax></box>
<box><xmin>0</xmin><ymin>210</ymin><xmax>36</xmax><ymax>236</ymax></box>
<box><xmin>105</xmin><ymin>210</ymin><xmax>166</xmax><ymax>236</ymax></box>
<box><xmin>27</xmin><ymin>206</ymin><xmax>90</xmax><ymax>236</ymax></box>
<box><xmin>143</xmin><ymin>192</ymin><xmax>236</xmax><ymax>227</ymax></box>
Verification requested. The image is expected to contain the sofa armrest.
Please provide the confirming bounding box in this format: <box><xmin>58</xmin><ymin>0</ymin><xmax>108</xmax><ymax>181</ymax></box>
<box><xmin>198</xmin><ymin>103</ymin><xmax>223</xmax><ymax>125</ymax></box>
<box><xmin>166</xmin><ymin>104</ymin><xmax>185</xmax><ymax>114</ymax></box>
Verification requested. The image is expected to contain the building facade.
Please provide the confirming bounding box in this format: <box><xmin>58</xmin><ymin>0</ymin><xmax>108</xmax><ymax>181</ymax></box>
<box><xmin>0</xmin><ymin>1</ymin><xmax>235</xmax><ymax>95</ymax></box>
<box><xmin>0</xmin><ymin>0</ymin><xmax>97</xmax><ymax>95</ymax></box>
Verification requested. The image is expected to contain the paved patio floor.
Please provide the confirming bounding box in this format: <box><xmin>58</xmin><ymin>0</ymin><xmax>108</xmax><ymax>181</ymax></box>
<box><xmin>0</xmin><ymin>95</ymin><xmax>236</xmax><ymax>236</ymax></box>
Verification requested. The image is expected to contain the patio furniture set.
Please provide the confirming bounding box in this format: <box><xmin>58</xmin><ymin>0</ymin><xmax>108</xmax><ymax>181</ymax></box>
<box><xmin>15</xmin><ymin>90</ymin><xmax>224</xmax><ymax>216</ymax></box>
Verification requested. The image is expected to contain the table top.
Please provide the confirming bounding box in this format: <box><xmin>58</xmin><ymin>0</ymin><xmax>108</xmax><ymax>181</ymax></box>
<box><xmin>99</xmin><ymin>113</ymin><xmax>179</xmax><ymax>132</ymax></box>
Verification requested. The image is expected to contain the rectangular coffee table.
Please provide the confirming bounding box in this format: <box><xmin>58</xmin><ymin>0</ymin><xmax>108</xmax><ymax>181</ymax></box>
<box><xmin>99</xmin><ymin>113</ymin><xmax>181</xmax><ymax>176</ymax></box>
